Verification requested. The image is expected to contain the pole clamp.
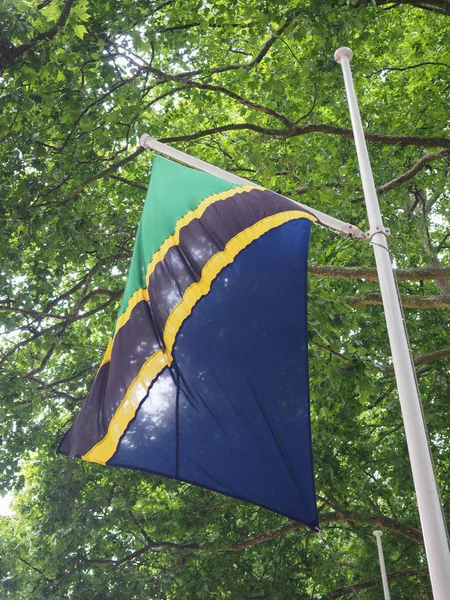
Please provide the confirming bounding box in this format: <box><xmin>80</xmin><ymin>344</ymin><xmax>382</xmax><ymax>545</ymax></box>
<box><xmin>365</xmin><ymin>225</ymin><xmax>391</xmax><ymax>239</ymax></box>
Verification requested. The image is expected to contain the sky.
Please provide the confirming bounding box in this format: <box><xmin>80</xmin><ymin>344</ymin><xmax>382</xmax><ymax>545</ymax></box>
<box><xmin>0</xmin><ymin>494</ymin><xmax>12</xmax><ymax>516</ymax></box>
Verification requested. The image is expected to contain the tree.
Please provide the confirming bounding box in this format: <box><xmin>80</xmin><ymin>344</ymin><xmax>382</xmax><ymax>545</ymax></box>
<box><xmin>0</xmin><ymin>0</ymin><xmax>449</xmax><ymax>597</ymax></box>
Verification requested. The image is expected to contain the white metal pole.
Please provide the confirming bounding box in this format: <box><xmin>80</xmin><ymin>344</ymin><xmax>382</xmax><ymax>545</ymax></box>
<box><xmin>139</xmin><ymin>134</ymin><xmax>366</xmax><ymax>239</ymax></box>
<box><xmin>373</xmin><ymin>531</ymin><xmax>391</xmax><ymax>600</ymax></box>
<box><xmin>335</xmin><ymin>47</ymin><xmax>450</xmax><ymax>599</ymax></box>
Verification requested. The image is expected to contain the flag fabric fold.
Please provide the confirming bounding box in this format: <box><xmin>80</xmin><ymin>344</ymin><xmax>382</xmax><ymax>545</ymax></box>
<box><xmin>58</xmin><ymin>156</ymin><xmax>319</xmax><ymax>530</ymax></box>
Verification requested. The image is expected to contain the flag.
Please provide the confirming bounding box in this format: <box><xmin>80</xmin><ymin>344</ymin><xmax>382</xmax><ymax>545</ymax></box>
<box><xmin>58</xmin><ymin>156</ymin><xmax>319</xmax><ymax>530</ymax></box>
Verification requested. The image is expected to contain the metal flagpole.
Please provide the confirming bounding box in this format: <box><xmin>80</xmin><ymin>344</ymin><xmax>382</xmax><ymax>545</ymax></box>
<box><xmin>139</xmin><ymin>134</ymin><xmax>366</xmax><ymax>239</ymax></box>
<box><xmin>373</xmin><ymin>531</ymin><xmax>390</xmax><ymax>600</ymax></box>
<box><xmin>335</xmin><ymin>47</ymin><xmax>450</xmax><ymax>599</ymax></box>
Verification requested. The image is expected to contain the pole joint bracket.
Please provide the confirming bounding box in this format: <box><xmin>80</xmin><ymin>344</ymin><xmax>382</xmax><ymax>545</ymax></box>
<box><xmin>341</xmin><ymin>224</ymin><xmax>369</xmax><ymax>240</ymax></box>
<box><xmin>366</xmin><ymin>225</ymin><xmax>391</xmax><ymax>240</ymax></box>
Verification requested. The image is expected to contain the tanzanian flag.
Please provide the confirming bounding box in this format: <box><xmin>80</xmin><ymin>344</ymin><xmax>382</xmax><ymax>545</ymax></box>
<box><xmin>58</xmin><ymin>156</ymin><xmax>319</xmax><ymax>530</ymax></box>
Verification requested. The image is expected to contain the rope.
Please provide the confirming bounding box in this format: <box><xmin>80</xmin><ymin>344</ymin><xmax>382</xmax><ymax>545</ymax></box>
<box><xmin>317</xmin><ymin>529</ymin><xmax>362</xmax><ymax>600</ymax></box>
<box><xmin>366</xmin><ymin>237</ymin><xmax>450</xmax><ymax>545</ymax></box>
<box><xmin>389</xmin><ymin>250</ymin><xmax>450</xmax><ymax>545</ymax></box>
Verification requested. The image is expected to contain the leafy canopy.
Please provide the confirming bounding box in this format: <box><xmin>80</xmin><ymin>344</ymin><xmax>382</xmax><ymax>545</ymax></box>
<box><xmin>0</xmin><ymin>0</ymin><xmax>449</xmax><ymax>598</ymax></box>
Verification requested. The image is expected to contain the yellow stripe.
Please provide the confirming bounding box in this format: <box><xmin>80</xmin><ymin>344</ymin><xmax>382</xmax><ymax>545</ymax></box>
<box><xmin>163</xmin><ymin>210</ymin><xmax>315</xmax><ymax>356</ymax></box>
<box><xmin>82</xmin><ymin>210</ymin><xmax>316</xmax><ymax>465</ymax></box>
<box><xmin>103</xmin><ymin>186</ymin><xmax>259</xmax><ymax>368</ymax></box>
<box><xmin>144</xmin><ymin>185</ymin><xmax>260</xmax><ymax>288</ymax></box>
<box><xmin>99</xmin><ymin>338</ymin><xmax>114</xmax><ymax>369</ymax></box>
<box><xmin>82</xmin><ymin>349</ymin><xmax>168</xmax><ymax>464</ymax></box>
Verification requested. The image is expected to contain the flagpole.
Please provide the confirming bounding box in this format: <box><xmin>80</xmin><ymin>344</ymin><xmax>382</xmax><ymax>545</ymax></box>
<box><xmin>139</xmin><ymin>134</ymin><xmax>366</xmax><ymax>239</ymax></box>
<box><xmin>373</xmin><ymin>531</ymin><xmax>390</xmax><ymax>600</ymax></box>
<box><xmin>335</xmin><ymin>47</ymin><xmax>450</xmax><ymax>599</ymax></box>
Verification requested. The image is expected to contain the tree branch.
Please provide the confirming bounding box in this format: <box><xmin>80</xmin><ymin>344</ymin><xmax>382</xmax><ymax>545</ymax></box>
<box><xmin>312</xmin><ymin>341</ymin><xmax>349</xmax><ymax>361</ymax></box>
<box><xmin>77</xmin><ymin>288</ymin><xmax>123</xmax><ymax>309</ymax></box>
<box><xmin>320</xmin><ymin>510</ymin><xmax>423</xmax><ymax>544</ymax></box>
<box><xmin>18</xmin><ymin>557</ymin><xmax>53</xmax><ymax>583</ymax></box>
<box><xmin>364</xmin><ymin>0</ymin><xmax>450</xmax><ymax>16</ymax></box>
<box><xmin>54</xmin><ymin>506</ymin><xmax>423</xmax><ymax>585</ymax></box>
<box><xmin>370</xmin><ymin>61</ymin><xmax>450</xmax><ymax>76</ymax></box>
<box><xmin>35</xmin><ymin>149</ymin><xmax>145</xmax><ymax>208</ymax></box>
<box><xmin>34</xmin><ymin>122</ymin><xmax>450</xmax><ymax>210</ymax></box>
<box><xmin>181</xmin><ymin>81</ymin><xmax>294</xmax><ymax>128</ymax></box>
<box><xmin>309</xmin><ymin>265</ymin><xmax>450</xmax><ymax>281</ymax></box>
<box><xmin>1</xmin><ymin>0</ymin><xmax>76</xmax><ymax>68</ymax></box>
<box><xmin>36</xmin><ymin>365</ymin><xmax>96</xmax><ymax>390</ymax></box>
<box><xmin>328</xmin><ymin>567</ymin><xmax>429</xmax><ymax>598</ymax></box>
<box><xmin>382</xmin><ymin>347</ymin><xmax>450</xmax><ymax>373</ymax></box>
<box><xmin>0</xmin><ymin>259</ymin><xmax>129</xmax><ymax>367</ymax></box>
<box><xmin>346</xmin><ymin>294</ymin><xmax>450</xmax><ymax>309</ymax></box>
<box><xmin>0</xmin><ymin>304</ymin><xmax>67</xmax><ymax>321</ymax></box>
<box><xmin>42</xmin><ymin>254</ymin><xmax>131</xmax><ymax>313</ymax></box>
<box><xmin>221</xmin><ymin>521</ymin><xmax>302</xmax><ymax>552</ymax></box>
<box><xmin>299</xmin><ymin>150</ymin><xmax>448</xmax><ymax>201</ymax></box>
<box><xmin>160</xmin><ymin>123</ymin><xmax>450</xmax><ymax>148</ymax></box>
<box><xmin>376</xmin><ymin>149</ymin><xmax>450</xmax><ymax>195</ymax></box>
<box><xmin>165</xmin><ymin>10</ymin><xmax>298</xmax><ymax>78</ymax></box>
<box><xmin>24</xmin><ymin>340</ymin><xmax>59</xmax><ymax>380</ymax></box>
<box><xmin>248</xmin><ymin>11</ymin><xmax>298</xmax><ymax>67</ymax></box>
<box><xmin>108</xmin><ymin>174</ymin><xmax>147</xmax><ymax>190</ymax></box>
<box><xmin>59</xmin><ymin>71</ymin><xmax>145</xmax><ymax>151</ymax></box>
<box><xmin>154</xmin><ymin>0</ymin><xmax>175</xmax><ymax>11</ymax></box>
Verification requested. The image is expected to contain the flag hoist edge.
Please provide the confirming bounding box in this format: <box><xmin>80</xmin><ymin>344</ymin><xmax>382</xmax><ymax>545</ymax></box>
<box><xmin>58</xmin><ymin>155</ymin><xmax>319</xmax><ymax>530</ymax></box>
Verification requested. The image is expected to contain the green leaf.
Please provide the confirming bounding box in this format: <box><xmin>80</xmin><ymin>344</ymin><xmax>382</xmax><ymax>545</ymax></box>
<box><xmin>74</xmin><ymin>24</ymin><xmax>88</xmax><ymax>39</ymax></box>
